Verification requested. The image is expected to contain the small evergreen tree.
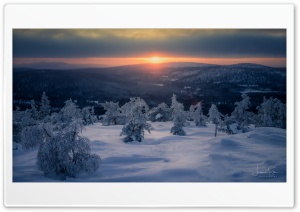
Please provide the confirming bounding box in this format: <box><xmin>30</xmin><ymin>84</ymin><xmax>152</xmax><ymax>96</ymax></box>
<box><xmin>82</xmin><ymin>106</ymin><xmax>97</xmax><ymax>125</ymax></box>
<box><xmin>101</xmin><ymin>101</ymin><xmax>122</xmax><ymax>125</ymax></box>
<box><xmin>120</xmin><ymin>97</ymin><xmax>151</xmax><ymax>142</ymax></box>
<box><xmin>188</xmin><ymin>104</ymin><xmax>196</xmax><ymax>121</ymax></box>
<box><xmin>170</xmin><ymin>94</ymin><xmax>187</xmax><ymax>136</ymax></box>
<box><xmin>29</xmin><ymin>100</ymin><xmax>39</xmax><ymax>120</ymax></box>
<box><xmin>190</xmin><ymin>102</ymin><xmax>207</xmax><ymax>127</ymax></box>
<box><xmin>58</xmin><ymin>99</ymin><xmax>82</xmax><ymax>125</ymax></box>
<box><xmin>230</xmin><ymin>93</ymin><xmax>253</xmax><ymax>132</ymax></box>
<box><xmin>119</xmin><ymin>100</ymin><xmax>138</xmax><ymax>124</ymax></box>
<box><xmin>255</xmin><ymin>97</ymin><xmax>286</xmax><ymax>129</ymax></box>
<box><xmin>39</xmin><ymin>92</ymin><xmax>51</xmax><ymax>120</ymax></box>
<box><xmin>147</xmin><ymin>102</ymin><xmax>172</xmax><ymax>122</ymax></box>
<box><xmin>208</xmin><ymin>104</ymin><xmax>222</xmax><ymax>137</ymax></box>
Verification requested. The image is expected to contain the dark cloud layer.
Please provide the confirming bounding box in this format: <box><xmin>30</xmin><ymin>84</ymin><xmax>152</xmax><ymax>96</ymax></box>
<box><xmin>13</xmin><ymin>29</ymin><xmax>286</xmax><ymax>58</ymax></box>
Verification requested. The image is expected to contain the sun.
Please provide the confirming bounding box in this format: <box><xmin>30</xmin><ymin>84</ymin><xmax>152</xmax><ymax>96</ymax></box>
<box><xmin>150</xmin><ymin>56</ymin><xmax>161</xmax><ymax>64</ymax></box>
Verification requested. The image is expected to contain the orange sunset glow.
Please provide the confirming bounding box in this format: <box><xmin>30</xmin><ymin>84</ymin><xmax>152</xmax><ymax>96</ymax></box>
<box><xmin>13</xmin><ymin>29</ymin><xmax>286</xmax><ymax>68</ymax></box>
<box><xmin>14</xmin><ymin>57</ymin><xmax>286</xmax><ymax>68</ymax></box>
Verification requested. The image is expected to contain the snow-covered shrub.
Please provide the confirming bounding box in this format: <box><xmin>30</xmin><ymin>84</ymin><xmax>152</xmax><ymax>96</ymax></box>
<box><xmin>170</xmin><ymin>94</ymin><xmax>187</xmax><ymax>136</ymax></box>
<box><xmin>255</xmin><ymin>97</ymin><xmax>286</xmax><ymax>129</ymax></box>
<box><xmin>147</xmin><ymin>102</ymin><xmax>172</xmax><ymax>122</ymax></box>
<box><xmin>81</xmin><ymin>106</ymin><xmax>97</xmax><ymax>125</ymax></box>
<box><xmin>21</xmin><ymin>100</ymin><xmax>101</xmax><ymax>180</ymax></box>
<box><xmin>101</xmin><ymin>101</ymin><xmax>122</xmax><ymax>125</ymax></box>
<box><xmin>230</xmin><ymin>93</ymin><xmax>253</xmax><ymax>132</ymax></box>
<box><xmin>208</xmin><ymin>104</ymin><xmax>222</xmax><ymax>137</ymax></box>
<box><xmin>190</xmin><ymin>102</ymin><xmax>207</xmax><ymax>127</ymax></box>
<box><xmin>120</xmin><ymin>97</ymin><xmax>151</xmax><ymax>142</ymax></box>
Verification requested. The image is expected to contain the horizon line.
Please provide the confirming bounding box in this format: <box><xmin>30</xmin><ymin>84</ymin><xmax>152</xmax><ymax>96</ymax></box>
<box><xmin>13</xmin><ymin>61</ymin><xmax>286</xmax><ymax>70</ymax></box>
<box><xmin>13</xmin><ymin>57</ymin><xmax>287</xmax><ymax>68</ymax></box>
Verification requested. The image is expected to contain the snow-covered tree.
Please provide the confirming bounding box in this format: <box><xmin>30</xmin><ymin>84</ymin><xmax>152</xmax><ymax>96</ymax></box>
<box><xmin>119</xmin><ymin>100</ymin><xmax>140</xmax><ymax>123</ymax></box>
<box><xmin>188</xmin><ymin>104</ymin><xmax>196</xmax><ymax>121</ymax></box>
<box><xmin>147</xmin><ymin>102</ymin><xmax>172</xmax><ymax>122</ymax></box>
<box><xmin>21</xmin><ymin>100</ymin><xmax>101</xmax><ymax>180</ymax></box>
<box><xmin>39</xmin><ymin>92</ymin><xmax>51</xmax><ymax>120</ymax></box>
<box><xmin>13</xmin><ymin>105</ymin><xmax>39</xmax><ymax>144</ymax></box>
<box><xmin>57</xmin><ymin>99</ymin><xmax>82</xmax><ymax>126</ymax></box>
<box><xmin>218</xmin><ymin>114</ymin><xmax>235</xmax><ymax>135</ymax></box>
<box><xmin>14</xmin><ymin>93</ymin><xmax>51</xmax><ymax>141</ymax></box>
<box><xmin>13</xmin><ymin>108</ymin><xmax>22</xmax><ymax>143</ymax></box>
<box><xmin>81</xmin><ymin>106</ymin><xmax>97</xmax><ymax>125</ymax></box>
<box><xmin>120</xmin><ymin>97</ymin><xmax>151</xmax><ymax>142</ymax></box>
<box><xmin>190</xmin><ymin>102</ymin><xmax>207</xmax><ymax>127</ymax></box>
<box><xmin>13</xmin><ymin>107</ymin><xmax>28</xmax><ymax>144</ymax></box>
<box><xmin>230</xmin><ymin>93</ymin><xmax>254</xmax><ymax>132</ymax></box>
<box><xmin>36</xmin><ymin>120</ymin><xmax>100</xmax><ymax>180</ymax></box>
<box><xmin>255</xmin><ymin>97</ymin><xmax>286</xmax><ymax>129</ymax></box>
<box><xmin>29</xmin><ymin>100</ymin><xmax>39</xmax><ymax>120</ymax></box>
<box><xmin>170</xmin><ymin>94</ymin><xmax>187</xmax><ymax>136</ymax></box>
<box><xmin>21</xmin><ymin>122</ymin><xmax>53</xmax><ymax>150</ymax></box>
<box><xmin>101</xmin><ymin>101</ymin><xmax>122</xmax><ymax>125</ymax></box>
<box><xmin>208</xmin><ymin>104</ymin><xmax>222</xmax><ymax>137</ymax></box>
<box><xmin>119</xmin><ymin>98</ymin><xmax>150</xmax><ymax>124</ymax></box>
<box><xmin>46</xmin><ymin>99</ymin><xmax>83</xmax><ymax>132</ymax></box>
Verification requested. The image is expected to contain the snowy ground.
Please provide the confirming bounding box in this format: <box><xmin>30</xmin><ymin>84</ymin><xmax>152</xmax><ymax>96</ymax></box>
<box><xmin>13</xmin><ymin>122</ymin><xmax>286</xmax><ymax>182</ymax></box>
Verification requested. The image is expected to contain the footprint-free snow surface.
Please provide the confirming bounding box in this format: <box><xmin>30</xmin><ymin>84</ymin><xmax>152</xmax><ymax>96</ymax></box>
<box><xmin>13</xmin><ymin>122</ymin><xmax>286</xmax><ymax>182</ymax></box>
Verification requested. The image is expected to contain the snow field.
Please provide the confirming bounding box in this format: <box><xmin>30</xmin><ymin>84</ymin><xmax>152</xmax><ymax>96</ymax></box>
<box><xmin>13</xmin><ymin>122</ymin><xmax>286</xmax><ymax>182</ymax></box>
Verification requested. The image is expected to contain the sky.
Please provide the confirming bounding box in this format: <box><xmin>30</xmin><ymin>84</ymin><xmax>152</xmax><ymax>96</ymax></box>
<box><xmin>13</xmin><ymin>29</ymin><xmax>286</xmax><ymax>68</ymax></box>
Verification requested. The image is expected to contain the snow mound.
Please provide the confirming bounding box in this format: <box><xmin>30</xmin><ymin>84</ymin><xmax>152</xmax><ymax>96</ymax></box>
<box><xmin>220</xmin><ymin>138</ymin><xmax>241</xmax><ymax>148</ymax></box>
<box><xmin>247</xmin><ymin>127</ymin><xmax>286</xmax><ymax>146</ymax></box>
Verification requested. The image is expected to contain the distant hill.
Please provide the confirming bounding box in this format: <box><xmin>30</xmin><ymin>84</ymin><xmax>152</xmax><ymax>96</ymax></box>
<box><xmin>13</xmin><ymin>62</ymin><xmax>286</xmax><ymax>115</ymax></box>
<box><xmin>13</xmin><ymin>61</ymin><xmax>105</xmax><ymax>70</ymax></box>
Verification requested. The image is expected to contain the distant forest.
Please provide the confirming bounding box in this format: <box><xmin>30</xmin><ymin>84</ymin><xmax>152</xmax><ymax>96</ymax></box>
<box><xmin>13</xmin><ymin>63</ymin><xmax>286</xmax><ymax>116</ymax></box>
